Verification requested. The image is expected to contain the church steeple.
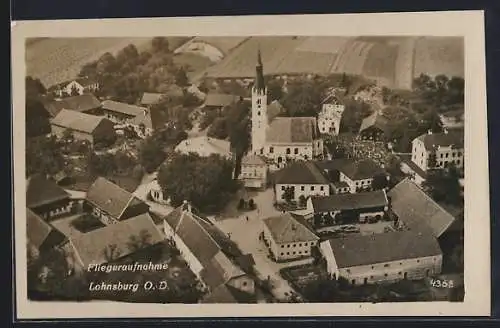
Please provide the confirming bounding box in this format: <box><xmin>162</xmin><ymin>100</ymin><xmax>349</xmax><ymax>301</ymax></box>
<box><xmin>254</xmin><ymin>47</ymin><xmax>265</xmax><ymax>94</ymax></box>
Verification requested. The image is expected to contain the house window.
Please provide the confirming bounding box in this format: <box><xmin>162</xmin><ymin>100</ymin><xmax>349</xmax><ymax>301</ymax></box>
<box><xmin>384</xmin><ymin>264</ymin><xmax>390</xmax><ymax>268</ymax></box>
<box><xmin>440</xmin><ymin>153</ymin><xmax>444</xmax><ymax>158</ymax></box>
<box><xmin>384</xmin><ymin>273</ymin><xmax>388</xmax><ymax>277</ymax></box>
<box><xmin>298</xmin><ymin>251</ymin><xmax>302</xmax><ymax>254</ymax></box>
<box><xmin>270</xmin><ymin>147</ymin><xmax>274</xmax><ymax>153</ymax></box>
<box><xmin>286</xmin><ymin>148</ymin><xmax>291</xmax><ymax>155</ymax></box>
<box><xmin>417</xmin><ymin>260</ymin><xmax>420</xmax><ymax>263</ymax></box>
<box><xmin>458</xmin><ymin>152</ymin><xmax>462</xmax><ymax>157</ymax></box>
<box><xmin>294</xmin><ymin>148</ymin><xmax>299</xmax><ymax>155</ymax></box>
<box><xmin>287</xmin><ymin>252</ymin><xmax>290</xmax><ymax>255</ymax></box>
<box><xmin>452</xmin><ymin>152</ymin><xmax>456</xmax><ymax>157</ymax></box>
<box><xmin>242</xmin><ymin>281</ymin><xmax>248</xmax><ymax>286</ymax></box>
<box><xmin>320</xmin><ymin>186</ymin><xmax>324</xmax><ymax>191</ymax></box>
<box><xmin>346</xmin><ymin>269</ymin><xmax>351</xmax><ymax>273</ymax></box>
<box><xmin>311</xmin><ymin>186</ymin><xmax>315</xmax><ymax>191</ymax></box>
<box><xmin>281</xmin><ymin>186</ymin><xmax>285</xmax><ymax>191</ymax></box>
<box><xmin>287</xmin><ymin>245</ymin><xmax>290</xmax><ymax>248</ymax></box>
<box><xmin>301</xmin><ymin>186</ymin><xmax>305</xmax><ymax>191</ymax></box>
<box><xmin>257</xmin><ymin>99</ymin><xmax>261</xmax><ymax>105</ymax></box>
<box><xmin>398</xmin><ymin>272</ymin><xmax>402</xmax><ymax>275</ymax></box>
<box><xmin>293</xmin><ymin>252</ymin><xmax>296</xmax><ymax>255</ymax></box>
<box><xmin>299</xmin><ymin>243</ymin><xmax>302</xmax><ymax>247</ymax></box>
<box><xmin>445</xmin><ymin>153</ymin><xmax>449</xmax><ymax>158</ymax></box>
<box><xmin>293</xmin><ymin>244</ymin><xmax>296</xmax><ymax>247</ymax></box>
<box><xmin>280</xmin><ymin>253</ymin><xmax>284</xmax><ymax>256</ymax></box>
<box><xmin>281</xmin><ymin>245</ymin><xmax>284</xmax><ymax>248</ymax></box>
<box><xmin>257</xmin><ymin>111</ymin><xmax>261</xmax><ymax>116</ymax></box>
<box><xmin>371</xmin><ymin>266</ymin><xmax>374</xmax><ymax>269</ymax></box>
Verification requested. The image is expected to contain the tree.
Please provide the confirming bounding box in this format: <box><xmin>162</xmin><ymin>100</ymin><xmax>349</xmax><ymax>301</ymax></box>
<box><xmin>422</xmin><ymin>163</ymin><xmax>462</xmax><ymax>206</ymax></box>
<box><xmin>26</xmin><ymin>76</ymin><xmax>46</xmax><ymax>99</ymax></box>
<box><xmin>371</xmin><ymin>173</ymin><xmax>388</xmax><ymax>190</ymax></box>
<box><xmin>157</xmin><ymin>153</ymin><xmax>239</xmax><ymax>213</ymax></box>
<box><xmin>175</xmin><ymin>67</ymin><xmax>189</xmax><ymax>87</ymax></box>
<box><xmin>282</xmin><ymin>79</ymin><xmax>325</xmax><ymax>117</ymax></box>
<box><xmin>26</xmin><ymin>136</ymin><xmax>65</xmax><ymax>177</ymax></box>
<box><xmin>207</xmin><ymin>118</ymin><xmax>228</xmax><ymax>139</ymax></box>
<box><xmin>237</xmin><ymin>198</ymin><xmax>246</xmax><ymax>210</ymax></box>
<box><xmin>281</xmin><ymin>187</ymin><xmax>295</xmax><ymax>203</ymax></box>
<box><xmin>139</xmin><ymin>136</ymin><xmax>167</xmax><ymax>173</ymax></box>
<box><xmin>340</xmin><ymin>98</ymin><xmax>372</xmax><ymax>133</ymax></box>
<box><xmin>87</xmin><ymin>153</ymin><xmax>116</xmax><ymax>176</ymax></box>
<box><xmin>298</xmin><ymin>195</ymin><xmax>307</xmax><ymax>208</ymax></box>
<box><xmin>70</xmin><ymin>85</ymin><xmax>80</xmax><ymax>96</ymax></box>
<box><xmin>267</xmin><ymin>79</ymin><xmax>284</xmax><ymax>102</ymax></box>
<box><xmin>152</xmin><ymin>37</ymin><xmax>170</xmax><ymax>53</ymax></box>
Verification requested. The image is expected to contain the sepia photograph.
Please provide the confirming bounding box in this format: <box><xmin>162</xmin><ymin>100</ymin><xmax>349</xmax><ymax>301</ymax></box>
<box><xmin>12</xmin><ymin>11</ymin><xmax>490</xmax><ymax>318</ymax></box>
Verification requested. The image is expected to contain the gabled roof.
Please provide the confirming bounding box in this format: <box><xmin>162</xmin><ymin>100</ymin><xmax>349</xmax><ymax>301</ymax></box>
<box><xmin>275</xmin><ymin>161</ymin><xmax>330</xmax><ymax>185</ymax></box>
<box><xmin>325</xmin><ymin>231</ymin><xmax>442</xmax><ymax>268</ymax></box>
<box><xmin>415</xmin><ymin>129</ymin><xmax>464</xmax><ymax>151</ymax></box>
<box><xmin>129</xmin><ymin>107</ymin><xmax>167</xmax><ymax>131</ymax></box>
<box><xmin>241</xmin><ymin>154</ymin><xmax>266</xmax><ymax>166</ymax></box>
<box><xmin>359</xmin><ymin>112</ymin><xmax>390</xmax><ymax>134</ymax></box>
<box><xmin>101</xmin><ymin>100</ymin><xmax>148</xmax><ymax>117</ymax></box>
<box><xmin>314</xmin><ymin>159</ymin><xmax>355</xmax><ymax>172</ymax></box>
<box><xmin>311</xmin><ymin>190</ymin><xmax>388</xmax><ymax>213</ymax></box>
<box><xmin>340</xmin><ymin>159</ymin><xmax>385</xmax><ymax>181</ymax></box>
<box><xmin>175</xmin><ymin>136</ymin><xmax>231</xmax><ymax>158</ymax></box>
<box><xmin>140</xmin><ymin>92</ymin><xmax>166</xmax><ymax>106</ymax></box>
<box><xmin>27</xmin><ymin>208</ymin><xmax>66</xmax><ymax>250</ymax></box>
<box><xmin>69</xmin><ymin>213</ymin><xmax>164</xmax><ymax>267</ymax></box>
<box><xmin>263</xmin><ymin>212</ymin><xmax>319</xmax><ymax>244</ymax></box>
<box><xmin>43</xmin><ymin>94</ymin><xmax>101</xmax><ymax>117</ymax></box>
<box><xmin>51</xmin><ymin>109</ymin><xmax>111</xmax><ymax>134</ymax></box>
<box><xmin>86</xmin><ymin>177</ymin><xmax>144</xmax><ymax>220</ymax></box>
<box><xmin>387</xmin><ymin>178</ymin><xmax>456</xmax><ymax>238</ymax></box>
<box><xmin>49</xmin><ymin>77</ymin><xmax>98</xmax><ymax>90</ymax></box>
<box><xmin>266</xmin><ymin>117</ymin><xmax>320</xmax><ymax>143</ymax></box>
<box><xmin>26</xmin><ymin>174</ymin><xmax>70</xmax><ymax>209</ymax></box>
<box><xmin>204</xmin><ymin>93</ymin><xmax>239</xmax><ymax>107</ymax></box>
<box><xmin>164</xmin><ymin>204</ymin><xmax>247</xmax><ymax>289</ymax></box>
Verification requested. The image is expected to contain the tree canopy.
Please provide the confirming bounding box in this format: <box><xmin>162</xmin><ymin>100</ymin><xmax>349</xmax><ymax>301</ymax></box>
<box><xmin>157</xmin><ymin>153</ymin><xmax>239</xmax><ymax>213</ymax></box>
<box><xmin>422</xmin><ymin>163</ymin><xmax>463</xmax><ymax>206</ymax></box>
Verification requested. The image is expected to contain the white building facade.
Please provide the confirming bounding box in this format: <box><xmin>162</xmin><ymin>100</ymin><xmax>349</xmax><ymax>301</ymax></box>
<box><xmin>317</xmin><ymin>103</ymin><xmax>345</xmax><ymax>136</ymax></box>
<box><xmin>411</xmin><ymin>130</ymin><xmax>464</xmax><ymax>172</ymax></box>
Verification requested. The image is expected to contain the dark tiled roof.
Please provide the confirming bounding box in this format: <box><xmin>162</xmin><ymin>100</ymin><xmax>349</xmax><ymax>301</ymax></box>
<box><xmin>387</xmin><ymin>179</ymin><xmax>456</xmax><ymax>238</ymax></box>
<box><xmin>101</xmin><ymin>100</ymin><xmax>147</xmax><ymax>117</ymax></box>
<box><xmin>311</xmin><ymin>190</ymin><xmax>388</xmax><ymax>213</ymax></box>
<box><xmin>325</xmin><ymin>231</ymin><xmax>442</xmax><ymax>268</ymax></box>
<box><xmin>27</xmin><ymin>208</ymin><xmax>66</xmax><ymax>250</ymax></box>
<box><xmin>416</xmin><ymin>130</ymin><xmax>464</xmax><ymax>151</ymax></box>
<box><xmin>266</xmin><ymin>117</ymin><xmax>319</xmax><ymax>143</ymax></box>
<box><xmin>204</xmin><ymin>93</ymin><xmax>239</xmax><ymax>107</ymax></box>
<box><xmin>43</xmin><ymin>94</ymin><xmax>101</xmax><ymax>117</ymax></box>
<box><xmin>70</xmin><ymin>213</ymin><xmax>164</xmax><ymax>267</ymax></box>
<box><xmin>49</xmin><ymin>77</ymin><xmax>98</xmax><ymax>90</ymax></box>
<box><xmin>26</xmin><ymin>174</ymin><xmax>70</xmax><ymax>209</ymax></box>
<box><xmin>340</xmin><ymin>159</ymin><xmax>385</xmax><ymax>180</ymax></box>
<box><xmin>359</xmin><ymin>112</ymin><xmax>390</xmax><ymax>134</ymax></box>
<box><xmin>314</xmin><ymin>159</ymin><xmax>355</xmax><ymax>172</ymax></box>
<box><xmin>51</xmin><ymin>109</ymin><xmax>111</xmax><ymax>134</ymax></box>
<box><xmin>263</xmin><ymin>212</ymin><xmax>319</xmax><ymax>244</ymax></box>
<box><xmin>129</xmin><ymin>107</ymin><xmax>167</xmax><ymax>131</ymax></box>
<box><xmin>86</xmin><ymin>177</ymin><xmax>142</xmax><ymax>220</ymax></box>
<box><xmin>140</xmin><ymin>93</ymin><xmax>166</xmax><ymax>106</ymax></box>
<box><xmin>275</xmin><ymin>161</ymin><xmax>330</xmax><ymax>185</ymax></box>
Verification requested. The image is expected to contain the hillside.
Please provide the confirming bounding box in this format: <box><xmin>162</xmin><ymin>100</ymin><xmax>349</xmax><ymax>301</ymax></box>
<box><xmin>198</xmin><ymin>36</ymin><xmax>464</xmax><ymax>90</ymax></box>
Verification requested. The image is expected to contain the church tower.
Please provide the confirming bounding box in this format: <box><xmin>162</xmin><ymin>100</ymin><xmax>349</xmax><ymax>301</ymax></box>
<box><xmin>251</xmin><ymin>48</ymin><xmax>268</xmax><ymax>154</ymax></box>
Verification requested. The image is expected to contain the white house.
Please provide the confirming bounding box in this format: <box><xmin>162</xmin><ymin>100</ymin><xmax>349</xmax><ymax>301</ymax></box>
<box><xmin>175</xmin><ymin>136</ymin><xmax>232</xmax><ymax>159</ymax></box>
<box><xmin>337</xmin><ymin>159</ymin><xmax>386</xmax><ymax>193</ymax></box>
<box><xmin>317</xmin><ymin>103</ymin><xmax>345</xmax><ymax>136</ymax></box>
<box><xmin>411</xmin><ymin>129</ymin><xmax>464</xmax><ymax>173</ymax></box>
<box><xmin>262</xmin><ymin>212</ymin><xmax>319</xmax><ymax>262</ymax></box>
<box><xmin>238</xmin><ymin>154</ymin><xmax>268</xmax><ymax>189</ymax></box>
<box><xmin>250</xmin><ymin>50</ymin><xmax>323</xmax><ymax>169</ymax></box>
<box><xmin>319</xmin><ymin>231</ymin><xmax>443</xmax><ymax>285</ymax></box>
<box><xmin>274</xmin><ymin>161</ymin><xmax>330</xmax><ymax>204</ymax></box>
<box><xmin>50</xmin><ymin>77</ymin><xmax>100</xmax><ymax>98</ymax></box>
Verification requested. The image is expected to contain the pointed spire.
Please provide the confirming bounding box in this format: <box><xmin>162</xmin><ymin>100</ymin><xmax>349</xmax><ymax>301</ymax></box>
<box><xmin>254</xmin><ymin>46</ymin><xmax>265</xmax><ymax>93</ymax></box>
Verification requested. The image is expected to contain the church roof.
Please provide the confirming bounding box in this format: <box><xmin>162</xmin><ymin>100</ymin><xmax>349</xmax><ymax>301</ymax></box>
<box><xmin>266</xmin><ymin>117</ymin><xmax>319</xmax><ymax>143</ymax></box>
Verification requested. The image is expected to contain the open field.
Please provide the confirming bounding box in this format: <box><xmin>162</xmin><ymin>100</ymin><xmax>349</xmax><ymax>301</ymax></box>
<box><xmin>25</xmin><ymin>37</ymin><xmax>190</xmax><ymax>88</ymax></box>
<box><xmin>200</xmin><ymin>36</ymin><xmax>464</xmax><ymax>90</ymax></box>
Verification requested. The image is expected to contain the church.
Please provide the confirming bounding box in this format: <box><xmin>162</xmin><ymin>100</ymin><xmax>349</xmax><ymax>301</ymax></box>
<box><xmin>250</xmin><ymin>50</ymin><xmax>324</xmax><ymax>170</ymax></box>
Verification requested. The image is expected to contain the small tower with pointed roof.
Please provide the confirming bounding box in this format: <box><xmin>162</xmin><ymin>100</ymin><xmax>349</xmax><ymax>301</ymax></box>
<box><xmin>251</xmin><ymin>47</ymin><xmax>268</xmax><ymax>155</ymax></box>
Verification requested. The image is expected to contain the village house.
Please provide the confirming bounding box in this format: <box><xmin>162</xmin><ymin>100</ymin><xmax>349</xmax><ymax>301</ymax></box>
<box><xmin>147</xmin><ymin>178</ymin><xmax>169</xmax><ymax>205</ymax></box>
<box><xmin>42</xmin><ymin>94</ymin><xmax>102</xmax><ymax>118</ymax></box>
<box><xmin>27</xmin><ymin>208</ymin><xmax>67</xmax><ymax>261</ymax></box>
<box><xmin>410</xmin><ymin>129</ymin><xmax>464</xmax><ymax>173</ymax></box>
<box><xmin>439</xmin><ymin>109</ymin><xmax>465</xmax><ymax>130</ymax></box>
<box><xmin>387</xmin><ymin>178</ymin><xmax>457</xmax><ymax>241</ymax></box>
<box><xmin>62</xmin><ymin>213</ymin><xmax>164</xmax><ymax>274</ymax></box>
<box><xmin>49</xmin><ymin>77</ymin><xmax>100</xmax><ymax>98</ymax></box>
<box><xmin>238</xmin><ymin>154</ymin><xmax>268</xmax><ymax>189</ymax></box>
<box><xmin>319</xmin><ymin>231</ymin><xmax>443</xmax><ymax>285</ymax></box>
<box><xmin>50</xmin><ymin>109</ymin><xmax>116</xmax><ymax>147</ymax></box>
<box><xmin>139</xmin><ymin>92</ymin><xmax>166</xmax><ymax>107</ymax></box>
<box><xmin>101</xmin><ymin>100</ymin><xmax>149</xmax><ymax>124</ymax></box>
<box><xmin>317</xmin><ymin>103</ymin><xmax>345</xmax><ymax>136</ymax></box>
<box><xmin>203</xmin><ymin>93</ymin><xmax>241</xmax><ymax>112</ymax></box>
<box><xmin>250</xmin><ymin>50</ymin><xmax>323</xmax><ymax>168</ymax></box>
<box><xmin>262</xmin><ymin>212</ymin><xmax>319</xmax><ymax>262</ymax></box>
<box><xmin>307</xmin><ymin>190</ymin><xmax>389</xmax><ymax>225</ymax></box>
<box><xmin>358</xmin><ymin>111</ymin><xmax>391</xmax><ymax>142</ymax></box>
<box><xmin>274</xmin><ymin>161</ymin><xmax>331</xmax><ymax>204</ymax></box>
<box><xmin>128</xmin><ymin>107</ymin><xmax>167</xmax><ymax>138</ymax></box>
<box><xmin>175</xmin><ymin>136</ymin><xmax>232</xmax><ymax>159</ymax></box>
<box><xmin>163</xmin><ymin>202</ymin><xmax>256</xmax><ymax>303</ymax></box>
<box><xmin>26</xmin><ymin>174</ymin><xmax>73</xmax><ymax>221</ymax></box>
<box><xmin>85</xmin><ymin>177</ymin><xmax>150</xmax><ymax>226</ymax></box>
<box><xmin>337</xmin><ymin>159</ymin><xmax>387</xmax><ymax>193</ymax></box>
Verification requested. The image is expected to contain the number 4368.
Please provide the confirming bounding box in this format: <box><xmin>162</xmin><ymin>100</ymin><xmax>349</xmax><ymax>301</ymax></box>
<box><xmin>430</xmin><ymin>279</ymin><xmax>454</xmax><ymax>288</ymax></box>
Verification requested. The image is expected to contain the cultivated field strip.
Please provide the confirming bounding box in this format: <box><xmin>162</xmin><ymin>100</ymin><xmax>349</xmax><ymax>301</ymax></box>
<box><xmin>413</xmin><ymin>37</ymin><xmax>464</xmax><ymax>79</ymax></box>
